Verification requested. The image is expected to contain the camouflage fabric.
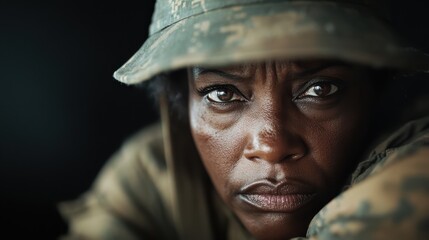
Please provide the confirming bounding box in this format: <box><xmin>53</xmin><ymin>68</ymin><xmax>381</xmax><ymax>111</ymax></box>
<box><xmin>59</xmin><ymin>116</ymin><xmax>429</xmax><ymax>239</ymax></box>
<box><xmin>114</xmin><ymin>0</ymin><xmax>429</xmax><ymax>84</ymax></box>
<box><xmin>301</xmin><ymin>117</ymin><xmax>429</xmax><ymax>240</ymax></box>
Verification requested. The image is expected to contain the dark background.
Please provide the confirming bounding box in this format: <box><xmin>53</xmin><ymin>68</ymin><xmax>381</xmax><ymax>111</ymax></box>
<box><xmin>1</xmin><ymin>1</ymin><xmax>157</xmax><ymax>239</ymax></box>
<box><xmin>0</xmin><ymin>1</ymin><xmax>428</xmax><ymax>239</ymax></box>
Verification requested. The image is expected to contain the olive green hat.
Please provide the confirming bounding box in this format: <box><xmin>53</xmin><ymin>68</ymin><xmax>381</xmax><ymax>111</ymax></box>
<box><xmin>114</xmin><ymin>0</ymin><xmax>429</xmax><ymax>85</ymax></box>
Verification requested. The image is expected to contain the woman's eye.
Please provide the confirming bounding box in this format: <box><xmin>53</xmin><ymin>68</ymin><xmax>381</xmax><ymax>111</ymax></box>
<box><xmin>206</xmin><ymin>87</ymin><xmax>245</xmax><ymax>103</ymax></box>
<box><xmin>300</xmin><ymin>82</ymin><xmax>338</xmax><ymax>98</ymax></box>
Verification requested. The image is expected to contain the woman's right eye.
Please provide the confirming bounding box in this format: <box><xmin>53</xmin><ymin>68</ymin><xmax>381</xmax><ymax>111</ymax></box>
<box><xmin>206</xmin><ymin>87</ymin><xmax>246</xmax><ymax>103</ymax></box>
<box><xmin>199</xmin><ymin>85</ymin><xmax>247</xmax><ymax>103</ymax></box>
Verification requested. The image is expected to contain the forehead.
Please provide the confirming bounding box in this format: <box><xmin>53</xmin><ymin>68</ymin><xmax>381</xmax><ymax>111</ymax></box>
<box><xmin>191</xmin><ymin>59</ymin><xmax>355</xmax><ymax>78</ymax></box>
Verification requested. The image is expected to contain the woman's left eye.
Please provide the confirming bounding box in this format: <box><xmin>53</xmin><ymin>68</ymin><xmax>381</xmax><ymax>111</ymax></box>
<box><xmin>300</xmin><ymin>82</ymin><xmax>339</xmax><ymax>98</ymax></box>
<box><xmin>206</xmin><ymin>87</ymin><xmax>245</xmax><ymax>103</ymax></box>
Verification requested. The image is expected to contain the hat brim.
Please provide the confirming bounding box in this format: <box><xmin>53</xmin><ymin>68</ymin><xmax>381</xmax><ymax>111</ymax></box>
<box><xmin>114</xmin><ymin>1</ymin><xmax>429</xmax><ymax>84</ymax></box>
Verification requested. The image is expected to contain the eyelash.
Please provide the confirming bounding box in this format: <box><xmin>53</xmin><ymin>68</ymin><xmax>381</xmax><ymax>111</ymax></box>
<box><xmin>293</xmin><ymin>78</ymin><xmax>343</xmax><ymax>101</ymax></box>
<box><xmin>196</xmin><ymin>85</ymin><xmax>247</xmax><ymax>104</ymax></box>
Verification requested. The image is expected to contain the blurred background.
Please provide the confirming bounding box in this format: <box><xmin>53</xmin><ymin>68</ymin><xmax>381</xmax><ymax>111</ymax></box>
<box><xmin>0</xmin><ymin>1</ymin><xmax>158</xmax><ymax>239</ymax></box>
<box><xmin>0</xmin><ymin>0</ymin><xmax>428</xmax><ymax>239</ymax></box>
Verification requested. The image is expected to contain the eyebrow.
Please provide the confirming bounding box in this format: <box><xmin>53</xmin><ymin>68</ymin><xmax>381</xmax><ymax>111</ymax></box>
<box><xmin>192</xmin><ymin>67</ymin><xmax>247</xmax><ymax>81</ymax></box>
<box><xmin>192</xmin><ymin>61</ymin><xmax>351</xmax><ymax>81</ymax></box>
<box><xmin>290</xmin><ymin>61</ymin><xmax>349</xmax><ymax>79</ymax></box>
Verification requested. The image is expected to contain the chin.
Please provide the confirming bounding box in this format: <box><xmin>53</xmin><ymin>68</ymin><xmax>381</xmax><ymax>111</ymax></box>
<box><xmin>239</xmin><ymin>211</ymin><xmax>311</xmax><ymax>240</ymax></box>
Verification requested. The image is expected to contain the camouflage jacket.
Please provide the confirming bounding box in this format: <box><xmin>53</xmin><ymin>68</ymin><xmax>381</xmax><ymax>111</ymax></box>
<box><xmin>59</xmin><ymin>116</ymin><xmax>429</xmax><ymax>240</ymax></box>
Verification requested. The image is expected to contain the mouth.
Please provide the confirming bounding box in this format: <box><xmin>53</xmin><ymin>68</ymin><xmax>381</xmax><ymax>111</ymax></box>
<box><xmin>237</xmin><ymin>179</ymin><xmax>316</xmax><ymax>212</ymax></box>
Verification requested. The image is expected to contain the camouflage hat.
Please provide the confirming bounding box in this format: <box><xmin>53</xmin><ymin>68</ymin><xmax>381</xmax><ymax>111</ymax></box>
<box><xmin>114</xmin><ymin>0</ymin><xmax>429</xmax><ymax>85</ymax></box>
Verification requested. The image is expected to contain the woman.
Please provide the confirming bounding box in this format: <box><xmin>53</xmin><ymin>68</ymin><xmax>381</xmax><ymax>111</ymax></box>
<box><xmin>60</xmin><ymin>0</ymin><xmax>429</xmax><ymax>239</ymax></box>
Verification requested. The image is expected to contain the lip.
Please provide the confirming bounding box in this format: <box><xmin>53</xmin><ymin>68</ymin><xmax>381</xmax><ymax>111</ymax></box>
<box><xmin>237</xmin><ymin>179</ymin><xmax>316</xmax><ymax>212</ymax></box>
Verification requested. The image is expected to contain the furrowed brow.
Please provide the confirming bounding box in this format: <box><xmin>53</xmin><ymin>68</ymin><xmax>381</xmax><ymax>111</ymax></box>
<box><xmin>192</xmin><ymin>67</ymin><xmax>247</xmax><ymax>81</ymax></box>
<box><xmin>290</xmin><ymin>61</ymin><xmax>350</xmax><ymax>79</ymax></box>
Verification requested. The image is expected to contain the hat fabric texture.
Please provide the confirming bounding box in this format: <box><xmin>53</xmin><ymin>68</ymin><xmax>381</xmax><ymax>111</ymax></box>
<box><xmin>114</xmin><ymin>0</ymin><xmax>429</xmax><ymax>85</ymax></box>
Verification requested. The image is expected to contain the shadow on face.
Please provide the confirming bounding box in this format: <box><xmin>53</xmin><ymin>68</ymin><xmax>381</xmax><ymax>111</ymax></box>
<box><xmin>188</xmin><ymin>59</ymin><xmax>379</xmax><ymax>239</ymax></box>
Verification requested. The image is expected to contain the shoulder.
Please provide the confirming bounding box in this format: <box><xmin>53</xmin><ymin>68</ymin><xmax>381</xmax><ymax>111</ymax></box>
<box><xmin>91</xmin><ymin>122</ymin><xmax>172</xmax><ymax>214</ymax></box>
<box><xmin>59</xmin><ymin>123</ymin><xmax>178</xmax><ymax>239</ymax></box>
<box><xmin>352</xmin><ymin>116</ymin><xmax>429</xmax><ymax>184</ymax></box>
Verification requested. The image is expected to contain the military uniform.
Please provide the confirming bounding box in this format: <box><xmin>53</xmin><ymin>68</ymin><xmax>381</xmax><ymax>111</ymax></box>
<box><xmin>59</xmin><ymin>0</ymin><xmax>429</xmax><ymax>239</ymax></box>
<box><xmin>59</xmin><ymin>115</ymin><xmax>429</xmax><ymax>239</ymax></box>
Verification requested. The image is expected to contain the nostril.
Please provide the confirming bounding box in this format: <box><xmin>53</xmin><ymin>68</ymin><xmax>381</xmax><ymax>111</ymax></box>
<box><xmin>243</xmin><ymin>148</ymin><xmax>260</xmax><ymax>162</ymax></box>
<box><xmin>243</xmin><ymin>148</ymin><xmax>306</xmax><ymax>163</ymax></box>
<box><xmin>245</xmin><ymin>156</ymin><xmax>259</xmax><ymax>162</ymax></box>
<box><xmin>290</xmin><ymin>153</ymin><xmax>305</xmax><ymax>161</ymax></box>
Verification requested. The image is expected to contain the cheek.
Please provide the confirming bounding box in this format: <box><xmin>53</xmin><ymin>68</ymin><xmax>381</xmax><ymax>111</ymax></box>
<box><xmin>189</xmin><ymin>100</ymin><xmax>245</xmax><ymax>199</ymax></box>
<box><xmin>307</xmin><ymin>99</ymin><xmax>372</xmax><ymax>186</ymax></box>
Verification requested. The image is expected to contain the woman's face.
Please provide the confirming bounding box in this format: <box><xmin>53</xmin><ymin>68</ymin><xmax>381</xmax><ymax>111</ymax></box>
<box><xmin>188</xmin><ymin>60</ymin><xmax>376</xmax><ymax>239</ymax></box>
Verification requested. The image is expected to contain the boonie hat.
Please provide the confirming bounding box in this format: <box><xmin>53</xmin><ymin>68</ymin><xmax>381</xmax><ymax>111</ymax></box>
<box><xmin>114</xmin><ymin>0</ymin><xmax>429</xmax><ymax>85</ymax></box>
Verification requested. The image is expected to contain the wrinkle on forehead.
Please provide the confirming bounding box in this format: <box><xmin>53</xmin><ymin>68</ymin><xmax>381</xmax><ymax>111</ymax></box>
<box><xmin>191</xmin><ymin>61</ymin><xmax>289</xmax><ymax>80</ymax></box>
<box><xmin>192</xmin><ymin>63</ymin><xmax>256</xmax><ymax>77</ymax></box>
<box><xmin>191</xmin><ymin>59</ymin><xmax>352</xmax><ymax>81</ymax></box>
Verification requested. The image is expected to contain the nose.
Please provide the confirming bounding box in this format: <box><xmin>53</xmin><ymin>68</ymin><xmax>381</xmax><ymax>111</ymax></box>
<box><xmin>243</xmin><ymin>115</ymin><xmax>306</xmax><ymax>164</ymax></box>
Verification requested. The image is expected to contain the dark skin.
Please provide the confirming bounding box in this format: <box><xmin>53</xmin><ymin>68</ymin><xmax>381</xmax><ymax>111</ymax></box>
<box><xmin>188</xmin><ymin>60</ymin><xmax>376</xmax><ymax>240</ymax></box>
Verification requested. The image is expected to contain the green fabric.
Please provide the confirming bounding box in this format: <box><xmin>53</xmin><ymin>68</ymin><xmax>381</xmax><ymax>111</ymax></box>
<box><xmin>149</xmin><ymin>0</ymin><xmax>391</xmax><ymax>35</ymax></box>
<box><xmin>59</xmin><ymin>116</ymin><xmax>429</xmax><ymax>239</ymax></box>
<box><xmin>113</xmin><ymin>0</ymin><xmax>429</xmax><ymax>84</ymax></box>
<box><xmin>306</xmin><ymin>117</ymin><xmax>429</xmax><ymax>239</ymax></box>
